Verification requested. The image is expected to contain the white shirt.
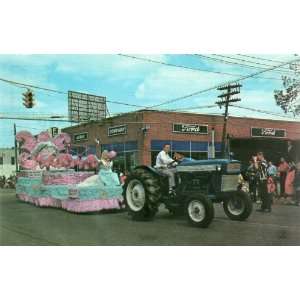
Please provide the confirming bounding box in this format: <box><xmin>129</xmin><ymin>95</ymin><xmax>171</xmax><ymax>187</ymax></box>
<box><xmin>155</xmin><ymin>150</ymin><xmax>176</xmax><ymax>168</ymax></box>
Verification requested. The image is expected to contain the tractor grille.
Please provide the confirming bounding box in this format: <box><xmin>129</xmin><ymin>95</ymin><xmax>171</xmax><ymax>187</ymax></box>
<box><xmin>226</xmin><ymin>163</ymin><xmax>241</xmax><ymax>173</ymax></box>
<box><xmin>221</xmin><ymin>175</ymin><xmax>239</xmax><ymax>192</ymax></box>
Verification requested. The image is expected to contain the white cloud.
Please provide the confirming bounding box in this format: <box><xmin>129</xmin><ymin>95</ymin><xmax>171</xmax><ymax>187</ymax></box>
<box><xmin>134</xmin><ymin>66</ymin><xmax>232</xmax><ymax>105</ymax></box>
<box><xmin>54</xmin><ymin>54</ymin><xmax>168</xmax><ymax>79</ymax></box>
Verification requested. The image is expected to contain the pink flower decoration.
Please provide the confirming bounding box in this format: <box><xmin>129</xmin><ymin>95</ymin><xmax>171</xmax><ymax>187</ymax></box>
<box><xmin>37</xmin><ymin>131</ymin><xmax>51</xmax><ymax>143</ymax></box>
<box><xmin>16</xmin><ymin>131</ymin><xmax>33</xmax><ymax>142</ymax></box>
<box><xmin>22</xmin><ymin>159</ymin><xmax>38</xmax><ymax>170</ymax></box>
<box><xmin>52</xmin><ymin>133</ymin><xmax>71</xmax><ymax>151</ymax></box>
<box><xmin>16</xmin><ymin>131</ymin><xmax>37</xmax><ymax>152</ymax></box>
<box><xmin>18</xmin><ymin>152</ymin><xmax>30</xmax><ymax>164</ymax></box>
<box><xmin>108</xmin><ymin>150</ymin><xmax>117</xmax><ymax>159</ymax></box>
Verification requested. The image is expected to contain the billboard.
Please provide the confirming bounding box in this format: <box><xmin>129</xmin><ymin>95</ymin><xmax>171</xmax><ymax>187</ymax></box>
<box><xmin>68</xmin><ymin>91</ymin><xmax>106</xmax><ymax>122</ymax></box>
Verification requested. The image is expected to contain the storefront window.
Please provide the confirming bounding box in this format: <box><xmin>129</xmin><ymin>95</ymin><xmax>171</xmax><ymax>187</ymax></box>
<box><xmin>151</xmin><ymin>151</ymin><xmax>208</xmax><ymax>165</ymax></box>
<box><xmin>191</xmin><ymin>152</ymin><xmax>208</xmax><ymax>160</ymax></box>
<box><xmin>112</xmin><ymin>152</ymin><xmax>137</xmax><ymax>174</ymax></box>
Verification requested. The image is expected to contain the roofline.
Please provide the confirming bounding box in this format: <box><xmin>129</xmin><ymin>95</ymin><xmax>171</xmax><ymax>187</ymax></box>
<box><xmin>62</xmin><ymin>109</ymin><xmax>300</xmax><ymax>130</ymax></box>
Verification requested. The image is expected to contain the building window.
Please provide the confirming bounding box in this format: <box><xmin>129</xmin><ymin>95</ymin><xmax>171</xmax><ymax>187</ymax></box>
<box><xmin>191</xmin><ymin>152</ymin><xmax>208</xmax><ymax>160</ymax></box>
<box><xmin>0</xmin><ymin>157</ymin><xmax>3</xmax><ymax>165</ymax></box>
<box><xmin>11</xmin><ymin>157</ymin><xmax>15</xmax><ymax>165</ymax></box>
<box><xmin>112</xmin><ymin>152</ymin><xmax>137</xmax><ymax>174</ymax></box>
<box><xmin>151</xmin><ymin>151</ymin><xmax>208</xmax><ymax>166</ymax></box>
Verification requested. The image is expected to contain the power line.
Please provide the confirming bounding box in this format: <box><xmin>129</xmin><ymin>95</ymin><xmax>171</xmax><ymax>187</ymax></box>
<box><xmin>0</xmin><ymin>77</ymin><xmax>67</xmax><ymax>94</ymax></box>
<box><xmin>119</xmin><ymin>54</ymin><xmax>282</xmax><ymax>81</ymax></box>
<box><xmin>229</xmin><ymin>104</ymin><xmax>299</xmax><ymax>119</ymax></box>
<box><xmin>0</xmin><ymin>116</ymin><xmax>74</xmax><ymax>123</ymax></box>
<box><xmin>145</xmin><ymin>57</ymin><xmax>300</xmax><ymax>109</ymax></box>
<box><xmin>164</xmin><ymin>103</ymin><xmax>297</xmax><ymax>120</ymax></box>
<box><xmin>196</xmin><ymin>54</ymin><xmax>293</xmax><ymax>76</ymax></box>
<box><xmin>213</xmin><ymin>54</ymin><xmax>294</xmax><ymax>73</ymax></box>
<box><xmin>0</xmin><ymin>77</ymin><xmax>145</xmax><ymax>108</ymax></box>
<box><xmin>236</xmin><ymin>54</ymin><xmax>289</xmax><ymax>65</ymax></box>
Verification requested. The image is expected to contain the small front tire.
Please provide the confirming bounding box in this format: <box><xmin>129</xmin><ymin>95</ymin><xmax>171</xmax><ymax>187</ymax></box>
<box><xmin>186</xmin><ymin>194</ymin><xmax>214</xmax><ymax>228</ymax></box>
<box><xmin>223</xmin><ymin>190</ymin><xmax>253</xmax><ymax>221</ymax></box>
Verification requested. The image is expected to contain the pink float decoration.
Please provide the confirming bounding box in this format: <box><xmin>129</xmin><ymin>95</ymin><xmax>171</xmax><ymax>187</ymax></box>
<box><xmin>52</xmin><ymin>133</ymin><xmax>71</xmax><ymax>151</ymax></box>
<box><xmin>37</xmin><ymin>131</ymin><xmax>51</xmax><ymax>143</ymax></box>
<box><xmin>43</xmin><ymin>171</ymin><xmax>94</xmax><ymax>185</ymax></box>
<box><xmin>22</xmin><ymin>159</ymin><xmax>38</xmax><ymax>170</ymax></box>
<box><xmin>16</xmin><ymin>131</ymin><xmax>37</xmax><ymax>152</ymax></box>
<box><xmin>17</xmin><ymin>193</ymin><xmax>123</xmax><ymax>212</ymax></box>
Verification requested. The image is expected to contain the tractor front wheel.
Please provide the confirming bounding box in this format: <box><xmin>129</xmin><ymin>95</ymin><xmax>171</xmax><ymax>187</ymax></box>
<box><xmin>186</xmin><ymin>194</ymin><xmax>214</xmax><ymax>228</ymax></box>
<box><xmin>223</xmin><ymin>190</ymin><xmax>253</xmax><ymax>221</ymax></box>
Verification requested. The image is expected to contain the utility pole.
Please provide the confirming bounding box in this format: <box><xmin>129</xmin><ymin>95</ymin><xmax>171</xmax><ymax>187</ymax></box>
<box><xmin>13</xmin><ymin>123</ymin><xmax>18</xmax><ymax>173</ymax></box>
<box><xmin>216</xmin><ymin>83</ymin><xmax>242</xmax><ymax>158</ymax></box>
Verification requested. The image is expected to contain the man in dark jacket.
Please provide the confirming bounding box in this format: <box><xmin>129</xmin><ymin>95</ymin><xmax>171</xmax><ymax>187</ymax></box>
<box><xmin>254</xmin><ymin>152</ymin><xmax>271</xmax><ymax>212</ymax></box>
<box><xmin>246</xmin><ymin>159</ymin><xmax>259</xmax><ymax>203</ymax></box>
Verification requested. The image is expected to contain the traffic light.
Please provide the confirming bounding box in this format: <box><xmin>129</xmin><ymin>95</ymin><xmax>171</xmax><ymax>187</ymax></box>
<box><xmin>22</xmin><ymin>89</ymin><xmax>35</xmax><ymax>108</ymax></box>
<box><xmin>51</xmin><ymin>127</ymin><xmax>59</xmax><ymax>137</ymax></box>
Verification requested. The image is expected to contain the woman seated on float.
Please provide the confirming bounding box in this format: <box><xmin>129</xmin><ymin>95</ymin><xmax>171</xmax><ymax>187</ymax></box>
<box><xmin>78</xmin><ymin>150</ymin><xmax>121</xmax><ymax>187</ymax></box>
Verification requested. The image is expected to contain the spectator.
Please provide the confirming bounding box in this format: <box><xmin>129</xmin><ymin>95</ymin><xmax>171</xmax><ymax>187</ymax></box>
<box><xmin>267</xmin><ymin>176</ymin><xmax>276</xmax><ymax>205</ymax></box>
<box><xmin>278</xmin><ymin>157</ymin><xmax>289</xmax><ymax>197</ymax></box>
<box><xmin>287</xmin><ymin>140</ymin><xmax>298</xmax><ymax>164</ymax></box>
<box><xmin>119</xmin><ymin>172</ymin><xmax>127</xmax><ymax>186</ymax></box>
<box><xmin>254</xmin><ymin>152</ymin><xmax>271</xmax><ymax>212</ymax></box>
<box><xmin>293</xmin><ymin>162</ymin><xmax>300</xmax><ymax>206</ymax></box>
<box><xmin>267</xmin><ymin>161</ymin><xmax>278</xmax><ymax>198</ymax></box>
<box><xmin>246</xmin><ymin>158</ymin><xmax>258</xmax><ymax>203</ymax></box>
<box><xmin>267</xmin><ymin>161</ymin><xmax>277</xmax><ymax>177</ymax></box>
<box><xmin>284</xmin><ymin>162</ymin><xmax>296</xmax><ymax>204</ymax></box>
<box><xmin>238</xmin><ymin>173</ymin><xmax>249</xmax><ymax>193</ymax></box>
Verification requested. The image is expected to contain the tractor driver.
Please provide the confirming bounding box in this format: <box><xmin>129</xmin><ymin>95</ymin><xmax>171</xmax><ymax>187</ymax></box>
<box><xmin>155</xmin><ymin>143</ymin><xmax>177</xmax><ymax>194</ymax></box>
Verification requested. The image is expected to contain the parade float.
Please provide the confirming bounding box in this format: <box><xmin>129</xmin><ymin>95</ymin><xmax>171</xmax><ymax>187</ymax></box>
<box><xmin>15</xmin><ymin>130</ymin><xmax>124</xmax><ymax>213</ymax></box>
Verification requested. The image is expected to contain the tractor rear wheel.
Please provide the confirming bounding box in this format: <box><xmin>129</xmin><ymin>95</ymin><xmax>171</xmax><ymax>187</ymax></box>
<box><xmin>223</xmin><ymin>190</ymin><xmax>253</xmax><ymax>221</ymax></box>
<box><xmin>123</xmin><ymin>168</ymin><xmax>161</xmax><ymax>221</ymax></box>
<box><xmin>185</xmin><ymin>194</ymin><xmax>214</xmax><ymax>228</ymax></box>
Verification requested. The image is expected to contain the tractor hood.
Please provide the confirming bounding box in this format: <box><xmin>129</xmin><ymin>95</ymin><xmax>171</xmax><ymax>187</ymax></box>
<box><xmin>177</xmin><ymin>159</ymin><xmax>241</xmax><ymax>173</ymax></box>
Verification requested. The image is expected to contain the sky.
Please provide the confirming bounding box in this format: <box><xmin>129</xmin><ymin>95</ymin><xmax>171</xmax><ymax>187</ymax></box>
<box><xmin>0</xmin><ymin>54</ymin><xmax>299</xmax><ymax>148</ymax></box>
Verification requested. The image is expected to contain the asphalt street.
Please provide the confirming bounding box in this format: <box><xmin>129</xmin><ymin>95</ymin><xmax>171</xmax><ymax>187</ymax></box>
<box><xmin>1</xmin><ymin>189</ymin><xmax>300</xmax><ymax>246</ymax></box>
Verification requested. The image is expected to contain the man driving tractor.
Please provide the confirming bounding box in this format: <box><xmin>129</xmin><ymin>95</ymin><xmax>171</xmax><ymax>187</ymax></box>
<box><xmin>155</xmin><ymin>144</ymin><xmax>177</xmax><ymax>194</ymax></box>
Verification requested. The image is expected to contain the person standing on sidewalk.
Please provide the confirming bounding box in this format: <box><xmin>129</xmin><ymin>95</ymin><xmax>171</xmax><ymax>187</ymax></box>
<box><xmin>278</xmin><ymin>157</ymin><xmax>289</xmax><ymax>198</ymax></box>
<box><xmin>267</xmin><ymin>161</ymin><xmax>278</xmax><ymax>198</ymax></box>
<box><xmin>293</xmin><ymin>162</ymin><xmax>300</xmax><ymax>206</ymax></box>
<box><xmin>284</xmin><ymin>162</ymin><xmax>296</xmax><ymax>204</ymax></box>
<box><xmin>254</xmin><ymin>152</ymin><xmax>271</xmax><ymax>213</ymax></box>
<box><xmin>246</xmin><ymin>158</ymin><xmax>259</xmax><ymax>203</ymax></box>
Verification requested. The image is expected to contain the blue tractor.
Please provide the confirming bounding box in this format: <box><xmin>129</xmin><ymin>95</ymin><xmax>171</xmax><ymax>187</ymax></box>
<box><xmin>123</xmin><ymin>159</ymin><xmax>253</xmax><ymax>228</ymax></box>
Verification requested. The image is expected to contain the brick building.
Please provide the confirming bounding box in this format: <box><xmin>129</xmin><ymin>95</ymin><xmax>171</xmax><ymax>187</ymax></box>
<box><xmin>62</xmin><ymin>110</ymin><xmax>300</xmax><ymax>172</ymax></box>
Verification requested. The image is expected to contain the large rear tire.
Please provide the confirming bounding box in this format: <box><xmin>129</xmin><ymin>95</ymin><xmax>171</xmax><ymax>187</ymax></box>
<box><xmin>123</xmin><ymin>168</ymin><xmax>161</xmax><ymax>221</ymax></box>
<box><xmin>223</xmin><ymin>190</ymin><xmax>253</xmax><ymax>221</ymax></box>
<box><xmin>185</xmin><ymin>194</ymin><xmax>214</xmax><ymax>228</ymax></box>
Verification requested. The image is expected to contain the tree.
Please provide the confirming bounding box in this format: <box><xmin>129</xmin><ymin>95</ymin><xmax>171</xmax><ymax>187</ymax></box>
<box><xmin>274</xmin><ymin>62</ymin><xmax>300</xmax><ymax>116</ymax></box>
